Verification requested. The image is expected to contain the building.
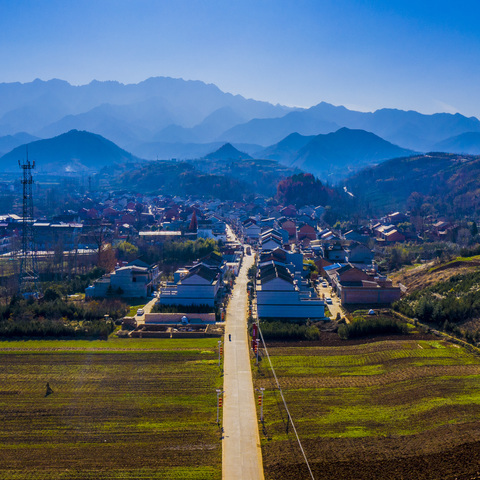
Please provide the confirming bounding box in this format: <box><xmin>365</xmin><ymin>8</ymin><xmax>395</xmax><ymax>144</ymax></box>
<box><xmin>86</xmin><ymin>261</ymin><xmax>160</xmax><ymax>298</ymax></box>
<box><xmin>325</xmin><ymin>263</ymin><xmax>401</xmax><ymax>305</ymax></box>
<box><xmin>158</xmin><ymin>264</ymin><xmax>222</xmax><ymax>307</ymax></box>
<box><xmin>256</xmin><ymin>261</ymin><xmax>325</xmax><ymax>320</ymax></box>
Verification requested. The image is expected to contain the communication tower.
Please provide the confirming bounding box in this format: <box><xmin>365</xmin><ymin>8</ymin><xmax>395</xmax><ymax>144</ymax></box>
<box><xmin>18</xmin><ymin>153</ymin><xmax>39</xmax><ymax>297</ymax></box>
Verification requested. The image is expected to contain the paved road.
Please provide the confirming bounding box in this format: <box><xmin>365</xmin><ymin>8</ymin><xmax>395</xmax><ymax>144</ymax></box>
<box><xmin>222</xmin><ymin>250</ymin><xmax>265</xmax><ymax>480</ymax></box>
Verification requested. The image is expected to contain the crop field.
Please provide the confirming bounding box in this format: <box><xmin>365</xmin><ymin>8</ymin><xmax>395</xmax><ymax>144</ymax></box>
<box><xmin>0</xmin><ymin>338</ymin><xmax>222</xmax><ymax>479</ymax></box>
<box><xmin>255</xmin><ymin>337</ymin><xmax>480</xmax><ymax>479</ymax></box>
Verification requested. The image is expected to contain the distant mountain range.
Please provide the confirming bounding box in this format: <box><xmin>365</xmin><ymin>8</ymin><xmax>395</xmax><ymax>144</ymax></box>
<box><xmin>0</xmin><ymin>130</ymin><xmax>140</xmax><ymax>173</ymax></box>
<box><xmin>224</xmin><ymin>102</ymin><xmax>480</xmax><ymax>151</ymax></box>
<box><xmin>1</xmin><ymin>78</ymin><xmax>480</xmax><ymax>160</ymax></box>
<box><xmin>0</xmin><ymin>77</ymin><xmax>292</xmax><ymax>152</ymax></box>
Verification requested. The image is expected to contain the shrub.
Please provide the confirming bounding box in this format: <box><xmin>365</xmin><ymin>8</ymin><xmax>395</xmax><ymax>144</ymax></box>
<box><xmin>338</xmin><ymin>316</ymin><xmax>408</xmax><ymax>340</ymax></box>
<box><xmin>258</xmin><ymin>320</ymin><xmax>320</xmax><ymax>341</ymax></box>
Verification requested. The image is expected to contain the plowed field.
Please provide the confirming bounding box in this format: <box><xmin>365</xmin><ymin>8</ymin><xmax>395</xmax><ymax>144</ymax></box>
<box><xmin>0</xmin><ymin>338</ymin><xmax>222</xmax><ymax>479</ymax></box>
<box><xmin>256</xmin><ymin>336</ymin><xmax>480</xmax><ymax>479</ymax></box>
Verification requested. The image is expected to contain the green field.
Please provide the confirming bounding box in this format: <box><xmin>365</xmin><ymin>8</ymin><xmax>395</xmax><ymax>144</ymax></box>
<box><xmin>0</xmin><ymin>338</ymin><xmax>222</xmax><ymax>479</ymax></box>
<box><xmin>255</xmin><ymin>338</ymin><xmax>480</xmax><ymax>479</ymax></box>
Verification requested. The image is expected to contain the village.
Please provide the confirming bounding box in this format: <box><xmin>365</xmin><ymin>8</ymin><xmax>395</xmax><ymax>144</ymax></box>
<box><xmin>0</xmin><ymin>184</ymin><xmax>461</xmax><ymax>335</ymax></box>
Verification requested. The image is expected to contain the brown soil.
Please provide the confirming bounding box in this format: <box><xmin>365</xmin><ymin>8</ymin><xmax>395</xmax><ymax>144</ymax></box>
<box><xmin>263</xmin><ymin>422</ymin><xmax>480</xmax><ymax>479</ymax></box>
<box><xmin>259</xmin><ymin>335</ymin><xmax>480</xmax><ymax>479</ymax></box>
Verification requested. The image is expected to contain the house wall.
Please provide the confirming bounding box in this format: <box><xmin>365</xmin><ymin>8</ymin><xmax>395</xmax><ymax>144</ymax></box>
<box><xmin>339</xmin><ymin>285</ymin><xmax>401</xmax><ymax>304</ymax></box>
<box><xmin>257</xmin><ymin>288</ymin><xmax>325</xmax><ymax>319</ymax></box>
<box><xmin>257</xmin><ymin>302</ymin><xmax>325</xmax><ymax>319</ymax></box>
<box><xmin>158</xmin><ymin>282</ymin><xmax>219</xmax><ymax>307</ymax></box>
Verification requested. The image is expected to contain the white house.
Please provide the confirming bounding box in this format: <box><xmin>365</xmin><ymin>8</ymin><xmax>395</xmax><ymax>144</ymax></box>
<box><xmin>158</xmin><ymin>264</ymin><xmax>221</xmax><ymax>307</ymax></box>
<box><xmin>256</xmin><ymin>261</ymin><xmax>325</xmax><ymax>320</ymax></box>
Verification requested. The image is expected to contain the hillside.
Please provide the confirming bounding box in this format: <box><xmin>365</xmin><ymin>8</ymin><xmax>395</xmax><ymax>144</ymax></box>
<box><xmin>345</xmin><ymin>152</ymin><xmax>480</xmax><ymax>216</ymax></box>
<box><xmin>392</xmin><ymin>253</ymin><xmax>480</xmax><ymax>336</ymax></box>
<box><xmin>0</xmin><ymin>130</ymin><xmax>141</xmax><ymax>173</ymax></box>
<box><xmin>114</xmin><ymin>161</ymin><xmax>250</xmax><ymax>200</ymax></box>
<box><xmin>193</xmin><ymin>158</ymin><xmax>299</xmax><ymax>197</ymax></box>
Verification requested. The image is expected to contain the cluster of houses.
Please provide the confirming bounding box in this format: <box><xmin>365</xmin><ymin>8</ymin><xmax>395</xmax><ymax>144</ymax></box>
<box><xmin>234</xmin><ymin>207</ymin><xmax>406</xmax><ymax>314</ymax></box>
<box><xmin>2</xmin><ymin>182</ymin><xmax>469</xmax><ymax>324</ymax></box>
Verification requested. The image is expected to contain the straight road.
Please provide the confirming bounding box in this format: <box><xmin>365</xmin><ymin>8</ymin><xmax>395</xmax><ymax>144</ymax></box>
<box><xmin>222</xmin><ymin>250</ymin><xmax>265</xmax><ymax>480</ymax></box>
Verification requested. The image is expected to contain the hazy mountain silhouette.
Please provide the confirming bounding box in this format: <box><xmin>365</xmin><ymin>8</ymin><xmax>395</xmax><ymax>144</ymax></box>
<box><xmin>152</xmin><ymin>107</ymin><xmax>248</xmax><ymax>144</ymax></box>
<box><xmin>256</xmin><ymin>132</ymin><xmax>315</xmax><ymax>163</ymax></box>
<box><xmin>0</xmin><ymin>78</ymin><xmax>292</xmax><ymax>143</ymax></box>
<box><xmin>293</xmin><ymin>127</ymin><xmax>413</xmax><ymax>173</ymax></box>
<box><xmin>218</xmin><ymin>109</ymin><xmax>339</xmax><ymax>146</ymax></box>
<box><xmin>432</xmin><ymin>132</ymin><xmax>480</xmax><ymax>155</ymax></box>
<box><xmin>0</xmin><ymin>130</ymin><xmax>141</xmax><ymax>173</ymax></box>
<box><xmin>0</xmin><ymin>132</ymin><xmax>38</xmax><ymax>157</ymax></box>
<box><xmin>2</xmin><ymin>78</ymin><xmax>479</xmax><ymax>157</ymax></box>
<box><xmin>203</xmin><ymin>143</ymin><xmax>252</xmax><ymax>161</ymax></box>
<box><xmin>260</xmin><ymin>128</ymin><xmax>414</xmax><ymax>182</ymax></box>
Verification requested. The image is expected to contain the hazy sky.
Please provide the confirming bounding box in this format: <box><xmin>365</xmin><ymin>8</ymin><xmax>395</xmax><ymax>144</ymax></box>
<box><xmin>1</xmin><ymin>0</ymin><xmax>480</xmax><ymax>116</ymax></box>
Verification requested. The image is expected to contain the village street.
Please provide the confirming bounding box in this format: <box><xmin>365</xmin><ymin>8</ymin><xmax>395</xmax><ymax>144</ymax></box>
<box><xmin>317</xmin><ymin>282</ymin><xmax>346</xmax><ymax>322</ymax></box>
<box><xmin>222</xmin><ymin>249</ymin><xmax>265</xmax><ymax>480</ymax></box>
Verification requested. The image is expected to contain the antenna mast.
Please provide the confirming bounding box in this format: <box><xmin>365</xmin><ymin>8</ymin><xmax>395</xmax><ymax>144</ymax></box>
<box><xmin>18</xmin><ymin>152</ymin><xmax>39</xmax><ymax>297</ymax></box>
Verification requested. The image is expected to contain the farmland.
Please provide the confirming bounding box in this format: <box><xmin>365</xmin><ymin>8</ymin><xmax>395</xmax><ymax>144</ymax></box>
<box><xmin>0</xmin><ymin>338</ymin><xmax>222</xmax><ymax>479</ymax></box>
<box><xmin>255</xmin><ymin>334</ymin><xmax>480</xmax><ymax>479</ymax></box>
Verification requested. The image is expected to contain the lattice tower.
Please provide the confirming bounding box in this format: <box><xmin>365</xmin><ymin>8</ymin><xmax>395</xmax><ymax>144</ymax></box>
<box><xmin>18</xmin><ymin>153</ymin><xmax>39</xmax><ymax>296</ymax></box>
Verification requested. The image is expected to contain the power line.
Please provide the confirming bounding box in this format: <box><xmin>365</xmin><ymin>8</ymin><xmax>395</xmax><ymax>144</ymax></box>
<box><xmin>257</xmin><ymin>323</ymin><xmax>316</xmax><ymax>480</ymax></box>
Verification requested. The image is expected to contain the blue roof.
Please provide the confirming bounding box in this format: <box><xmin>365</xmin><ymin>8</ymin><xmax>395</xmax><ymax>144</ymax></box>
<box><xmin>323</xmin><ymin>263</ymin><xmax>345</xmax><ymax>271</ymax></box>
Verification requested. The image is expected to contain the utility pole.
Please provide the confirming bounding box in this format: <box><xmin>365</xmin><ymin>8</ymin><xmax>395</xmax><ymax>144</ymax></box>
<box><xmin>218</xmin><ymin>340</ymin><xmax>223</xmax><ymax>367</ymax></box>
<box><xmin>257</xmin><ymin>387</ymin><xmax>265</xmax><ymax>422</ymax></box>
<box><xmin>18</xmin><ymin>153</ymin><xmax>39</xmax><ymax>297</ymax></box>
<box><xmin>216</xmin><ymin>389</ymin><xmax>224</xmax><ymax>425</ymax></box>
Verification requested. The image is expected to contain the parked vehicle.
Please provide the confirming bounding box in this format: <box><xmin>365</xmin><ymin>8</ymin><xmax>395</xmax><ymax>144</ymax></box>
<box><xmin>136</xmin><ymin>309</ymin><xmax>145</xmax><ymax>316</ymax></box>
<box><xmin>322</xmin><ymin>282</ymin><xmax>328</xmax><ymax>288</ymax></box>
<box><xmin>325</xmin><ymin>298</ymin><xmax>332</xmax><ymax>304</ymax></box>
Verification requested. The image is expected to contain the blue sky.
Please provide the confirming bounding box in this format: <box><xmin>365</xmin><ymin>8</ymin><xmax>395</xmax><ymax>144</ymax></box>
<box><xmin>1</xmin><ymin>0</ymin><xmax>480</xmax><ymax>116</ymax></box>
